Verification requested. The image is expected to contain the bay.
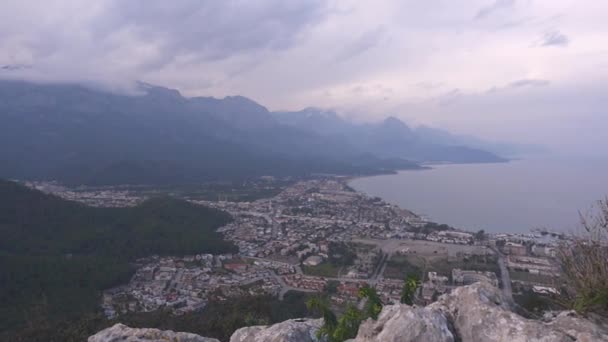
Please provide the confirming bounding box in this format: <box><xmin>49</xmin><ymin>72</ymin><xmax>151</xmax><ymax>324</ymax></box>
<box><xmin>349</xmin><ymin>158</ymin><xmax>608</xmax><ymax>233</ymax></box>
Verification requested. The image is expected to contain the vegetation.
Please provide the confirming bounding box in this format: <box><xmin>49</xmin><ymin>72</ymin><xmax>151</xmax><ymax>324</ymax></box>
<box><xmin>410</xmin><ymin>222</ymin><xmax>452</xmax><ymax>235</ymax></box>
<box><xmin>303</xmin><ymin>242</ymin><xmax>359</xmax><ymax>277</ymax></box>
<box><xmin>303</xmin><ymin>263</ymin><xmax>341</xmax><ymax>277</ymax></box>
<box><xmin>384</xmin><ymin>255</ymin><xmax>423</xmax><ymax>280</ymax></box>
<box><xmin>358</xmin><ymin>285</ymin><xmax>383</xmax><ymax>320</ymax></box>
<box><xmin>401</xmin><ymin>274</ymin><xmax>421</xmax><ymax>305</ymax></box>
<box><xmin>306</xmin><ymin>287</ymin><xmax>384</xmax><ymax>342</ymax></box>
<box><xmin>141</xmin><ymin>179</ymin><xmax>293</xmax><ymax>202</ymax></box>
<box><xmin>323</xmin><ymin>280</ymin><xmax>340</xmax><ymax>295</ymax></box>
<box><xmin>306</xmin><ymin>296</ymin><xmax>338</xmax><ymax>340</ymax></box>
<box><xmin>475</xmin><ymin>229</ymin><xmax>487</xmax><ymax>241</ymax></box>
<box><xmin>327</xmin><ymin>242</ymin><xmax>357</xmax><ymax>266</ymax></box>
<box><xmin>0</xmin><ymin>179</ymin><xmax>237</xmax><ymax>339</ymax></box>
<box><xmin>2</xmin><ymin>291</ymin><xmax>313</xmax><ymax>342</ymax></box>
<box><xmin>513</xmin><ymin>289</ymin><xmax>563</xmax><ymax>318</ymax></box>
<box><xmin>557</xmin><ymin>197</ymin><xmax>608</xmax><ymax>316</ymax></box>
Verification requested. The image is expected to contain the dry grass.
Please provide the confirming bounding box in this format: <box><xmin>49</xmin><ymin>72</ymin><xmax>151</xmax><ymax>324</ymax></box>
<box><xmin>557</xmin><ymin>197</ymin><xmax>608</xmax><ymax>315</ymax></box>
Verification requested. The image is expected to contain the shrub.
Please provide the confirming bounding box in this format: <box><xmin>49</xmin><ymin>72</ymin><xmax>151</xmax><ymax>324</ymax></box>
<box><xmin>557</xmin><ymin>197</ymin><xmax>608</xmax><ymax>316</ymax></box>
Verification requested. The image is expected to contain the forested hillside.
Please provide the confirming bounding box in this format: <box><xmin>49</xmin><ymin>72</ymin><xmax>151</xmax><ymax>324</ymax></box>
<box><xmin>0</xmin><ymin>179</ymin><xmax>236</xmax><ymax>338</ymax></box>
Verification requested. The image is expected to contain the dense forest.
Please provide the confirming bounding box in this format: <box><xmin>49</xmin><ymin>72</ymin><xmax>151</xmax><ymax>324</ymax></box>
<box><xmin>0</xmin><ymin>179</ymin><xmax>237</xmax><ymax>340</ymax></box>
<box><xmin>4</xmin><ymin>291</ymin><xmax>315</xmax><ymax>342</ymax></box>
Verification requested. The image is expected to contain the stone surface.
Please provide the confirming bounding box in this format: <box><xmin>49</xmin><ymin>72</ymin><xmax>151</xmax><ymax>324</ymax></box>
<box><xmin>88</xmin><ymin>323</ymin><xmax>219</xmax><ymax>342</ymax></box>
<box><xmin>355</xmin><ymin>304</ymin><xmax>454</xmax><ymax>342</ymax></box>
<box><xmin>428</xmin><ymin>281</ymin><xmax>608</xmax><ymax>342</ymax></box>
<box><xmin>545</xmin><ymin>310</ymin><xmax>608</xmax><ymax>342</ymax></box>
<box><xmin>90</xmin><ymin>284</ymin><xmax>608</xmax><ymax>342</ymax></box>
<box><xmin>230</xmin><ymin>318</ymin><xmax>323</xmax><ymax>342</ymax></box>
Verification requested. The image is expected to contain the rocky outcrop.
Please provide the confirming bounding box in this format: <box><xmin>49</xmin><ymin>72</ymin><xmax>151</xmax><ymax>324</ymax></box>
<box><xmin>544</xmin><ymin>310</ymin><xmax>608</xmax><ymax>342</ymax></box>
<box><xmin>355</xmin><ymin>304</ymin><xmax>454</xmax><ymax>341</ymax></box>
<box><xmin>354</xmin><ymin>281</ymin><xmax>608</xmax><ymax>342</ymax></box>
<box><xmin>230</xmin><ymin>318</ymin><xmax>323</xmax><ymax>342</ymax></box>
<box><xmin>90</xmin><ymin>283</ymin><xmax>608</xmax><ymax>342</ymax></box>
<box><xmin>88</xmin><ymin>323</ymin><xmax>220</xmax><ymax>342</ymax></box>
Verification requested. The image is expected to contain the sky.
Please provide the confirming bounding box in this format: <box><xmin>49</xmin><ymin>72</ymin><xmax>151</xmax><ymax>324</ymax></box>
<box><xmin>1</xmin><ymin>0</ymin><xmax>607</xmax><ymax>155</ymax></box>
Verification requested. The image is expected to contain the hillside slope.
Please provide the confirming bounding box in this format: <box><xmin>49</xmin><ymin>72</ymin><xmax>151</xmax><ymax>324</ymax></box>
<box><xmin>0</xmin><ymin>179</ymin><xmax>236</xmax><ymax>336</ymax></box>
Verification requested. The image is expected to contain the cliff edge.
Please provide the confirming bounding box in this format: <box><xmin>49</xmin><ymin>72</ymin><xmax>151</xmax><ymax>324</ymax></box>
<box><xmin>89</xmin><ymin>282</ymin><xmax>608</xmax><ymax>342</ymax></box>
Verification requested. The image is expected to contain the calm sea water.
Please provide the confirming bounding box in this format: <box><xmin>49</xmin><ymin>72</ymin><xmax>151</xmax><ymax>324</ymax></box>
<box><xmin>349</xmin><ymin>158</ymin><xmax>608</xmax><ymax>233</ymax></box>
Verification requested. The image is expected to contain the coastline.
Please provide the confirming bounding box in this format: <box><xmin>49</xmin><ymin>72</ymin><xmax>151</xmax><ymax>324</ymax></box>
<box><xmin>345</xmin><ymin>158</ymin><xmax>604</xmax><ymax>235</ymax></box>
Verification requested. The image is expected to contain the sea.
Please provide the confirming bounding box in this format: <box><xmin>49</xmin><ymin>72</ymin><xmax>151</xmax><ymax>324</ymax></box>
<box><xmin>348</xmin><ymin>157</ymin><xmax>608</xmax><ymax>234</ymax></box>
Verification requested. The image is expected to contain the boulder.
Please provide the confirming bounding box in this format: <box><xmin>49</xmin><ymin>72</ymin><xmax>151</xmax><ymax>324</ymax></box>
<box><xmin>544</xmin><ymin>310</ymin><xmax>608</xmax><ymax>342</ymax></box>
<box><xmin>90</xmin><ymin>284</ymin><xmax>608</xmax><ymax>342</ymax></box>
<box><xmin>88</xmin><ymin>323</ymin><xmax>219</xmax><ymax>342</ymax></box>
<box><xmin>230</xmin><ymin>318</ymin><xmax>323</xmax><ymax>342</ymax></box>
<box><xmin>429</xmin><ymin>282</ymin><xmax>608</xmax><ymax>342</ymax></box>
<box><xmin>355</xmin><ymin>304</ymin><xmax>454</xmax><ymax>342</ymax></box>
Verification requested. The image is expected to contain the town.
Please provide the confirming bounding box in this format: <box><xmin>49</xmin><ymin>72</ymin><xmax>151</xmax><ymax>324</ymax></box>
<box><xmin>26</xmin><ymin>178</ymin><xmax>564</xmax><ymax>317</ymax></box>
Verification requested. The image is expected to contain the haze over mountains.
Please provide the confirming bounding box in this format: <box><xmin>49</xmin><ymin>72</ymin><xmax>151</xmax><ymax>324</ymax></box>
<box><xmin>0</xmin><ymin>80</ymin><xmax>508</xmax><ymax>185</ymax></box>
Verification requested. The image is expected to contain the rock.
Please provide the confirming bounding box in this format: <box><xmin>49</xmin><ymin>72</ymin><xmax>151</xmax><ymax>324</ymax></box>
<box><xmin>355</xmin><ymin>304</ymin><xmax>454</xmax><ymax>342</ymax></box>
<box><xmin>545</xmin><ymin>311</ymin><xmax>608</xmax><ymax>342</ymax></box>
<box><xmin>230</xmin><ymin>318</ymin><xmax>323</xmax><ymax>342</ymax></box>
<box><xmin>90</xmin><ymin>284</ymin><xmax>608</xmax><ymax>342</ymax></box>
<box><xmin>428</xmin><ymin>281</ymin><xmax>607</xmax><ymax>342</ymax></box>
<box><xmin>87</xmin><ymin>323</ymin><xmax>219</xmax><ymax>342</ymax></box>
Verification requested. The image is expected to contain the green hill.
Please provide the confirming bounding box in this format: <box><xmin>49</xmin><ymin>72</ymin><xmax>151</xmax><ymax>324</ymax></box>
<box><xmin>0</xmin><ymin>179</ymin><xmax>236</xmax><ymax>336</ymax></box>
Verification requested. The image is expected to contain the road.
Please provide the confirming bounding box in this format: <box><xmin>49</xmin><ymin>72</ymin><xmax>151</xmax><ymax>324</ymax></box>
<box><xmin>490</xmin><ymin>245</ymin><xmax>514</xmax><ymax>306</ymax></box>
<box><xmin>271</xmin><ymin>271</ymin><xmax>317</xmax><ymax>300</ymax></box>
<box><xmin>249</xmin><ymin>255</ymin><xmax>391</xmax><ymax>300</ymax></box>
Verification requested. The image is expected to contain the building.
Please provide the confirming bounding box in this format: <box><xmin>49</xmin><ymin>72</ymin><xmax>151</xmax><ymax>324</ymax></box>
<box><xmin>503</xmin><ymin>242</ymin><xmax>527</xmax><ymax>256</ymax></box>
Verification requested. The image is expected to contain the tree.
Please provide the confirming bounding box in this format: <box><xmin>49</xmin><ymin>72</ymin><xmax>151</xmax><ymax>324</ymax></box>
<box><xmin>475</xmin><ymin>229</ymin><xmax>486</xmax><ymax>241</ymax></box>
<box><xmin>332</xmin><ymin>305</ymin><xmax>363</xmax><ymax>342</ymax></box>
<box><xmin>324</xmin><ymin>280</ymin><xmax>340</xmax><ymax>295</ymax></box>
<box><xmin>358</xmin><ymin>285</ymin><xmax>383</xmax><ymax>320</ymax></box>
<box><xmin>307</xmin><ymin>287</ymin><xmax>382</xmax><ymax>342</ymax></box>
<box><xmin>557</xmin><ymin>197</ymin><xmax>608</xmax><ymax>316</ymax></box>
<box><xmin>401</xmin><ymin>274</ymin><xmax>420</xmax><ymax>305</ymax></box>
<box><xmin>306</xmin><ymin>296</ymin><xmax>338</xmax><ymax>341</ymax></box>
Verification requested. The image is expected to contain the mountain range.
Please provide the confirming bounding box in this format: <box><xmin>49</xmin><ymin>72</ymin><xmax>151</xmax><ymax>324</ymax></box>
<box><xmin>273</xmin><ymin>108</ymin><xmax>510</xmax><ymax>163</ymax></box>
<box><xmin>0</xmin><ymin>80</ymin><xmax>508</xmax><ymax>185</ymax></box>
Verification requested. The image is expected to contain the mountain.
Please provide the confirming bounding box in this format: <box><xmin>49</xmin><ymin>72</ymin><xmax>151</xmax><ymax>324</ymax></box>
<box><xmin>0</xmin><ymin>80</ymin><xmax>417</xmax><ymax>185</ymax></box>
<box><xmin>273</xmin><ymin>109</ymin><xmax>507</xmax><ymax>163</ymax></box>
<box><xmin>414</xmin><ymin>125</ymin><xmax>548</xmax><ymax>158</ymax></box>
<box><xmin>0</xmin><ymin>80</ymin><xmax>504</xmax><ymax>186</ymax></box>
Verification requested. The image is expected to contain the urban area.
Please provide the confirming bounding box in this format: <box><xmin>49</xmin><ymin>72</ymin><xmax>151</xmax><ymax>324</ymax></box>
<box><xmin>27</xmin><ymin>178</ymin><xmax>564</xmax><ymax>318</ymax></box>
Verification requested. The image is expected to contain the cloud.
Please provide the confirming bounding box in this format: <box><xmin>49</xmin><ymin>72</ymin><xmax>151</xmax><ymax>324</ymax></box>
<box><xmin>0</xmin><ymin>0</ymin><xmax>329</xmax><ymax>85</ymax></box>
<box><xmin>437</xmin><ymin>89</ymin><xmax>462</xmax><ymax>106</ymax></box>
<box><xmin>96</xmin><ymin>0</ymin><xmax>328</xmax><ymax>64</ymax></box>
<box><xmin>0</xmin><ymin>0</ymin><xmax>607</xmax><ymax>155</ymax></box>
<box><xmin>334</xmin><ymin>27</ymin><xmax>386</xmax><ymax>61</ymax></box>
<box><xmin>474</xmin><ymin>0</ymin><xmax>515</xmax><ymax>20</ymax></box>
<box><xmin>509</xmin><ymin>79</ymin><xmax>550</xmax><ymax>88</ymax></box>
<box><xmin>540</xmin><ymin>30</ymin><xmax>569</xmax><ymax>47</ymax></box>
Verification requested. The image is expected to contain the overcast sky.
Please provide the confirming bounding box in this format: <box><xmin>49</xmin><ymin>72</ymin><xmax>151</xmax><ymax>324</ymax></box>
<box><xmin>1</xmin><ymin>0</ymin><xmax>607</xmax><ymax>155</ymax></box>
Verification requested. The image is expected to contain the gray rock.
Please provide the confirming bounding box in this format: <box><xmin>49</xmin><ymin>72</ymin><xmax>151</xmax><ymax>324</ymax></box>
<box><xmin>545</xmin><ymin>311</ymin><xmax>608</xmax><ymax>341</ymax></box>
<box><xmin>355</xmin><ymin>304</ymin><xmax>454</xmax><ymax>342</ymax></box>
<box><xmin>428</xmin><ymin>281</ymin><xmax>605</xmax><ymax>342</ymax></box>
<box><xmin>87</xmin><ymin>323</ymin><xmax>219</xmax><ymax>342</ymax></box>
<box><xmin>89</xmin><ymin>284</ymin><xmax>608</xmax><ymax>342</ymax></box>
<box><xmin>230</xmin><ymin>318</ymin><xmax>323</xmax><ymax>342</ymax></box>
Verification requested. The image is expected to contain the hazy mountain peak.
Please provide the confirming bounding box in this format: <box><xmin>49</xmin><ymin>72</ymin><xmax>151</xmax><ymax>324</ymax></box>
<box><xmin>1</xmin><ymin>64</ymin><xmax>32</xmax><ymax>71</ymax></box>
<box><xmin>222</xmin><ymin>95</ymin><xmax>269</xmax><ymax>113</ymax></box>
<box><xmin>381</xmin><ymin>116</ymin><xmax>413</xmax><ymax>135</ymax></box>
<box><xmin>136</xmin><ymin>81</ymin><xmax>182</xmax><ymax>99</ymax></box>
<box><xmin>300</xmin><ymin>107</ymin><xmax>340</xmax><ymax>119</ymax></box>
